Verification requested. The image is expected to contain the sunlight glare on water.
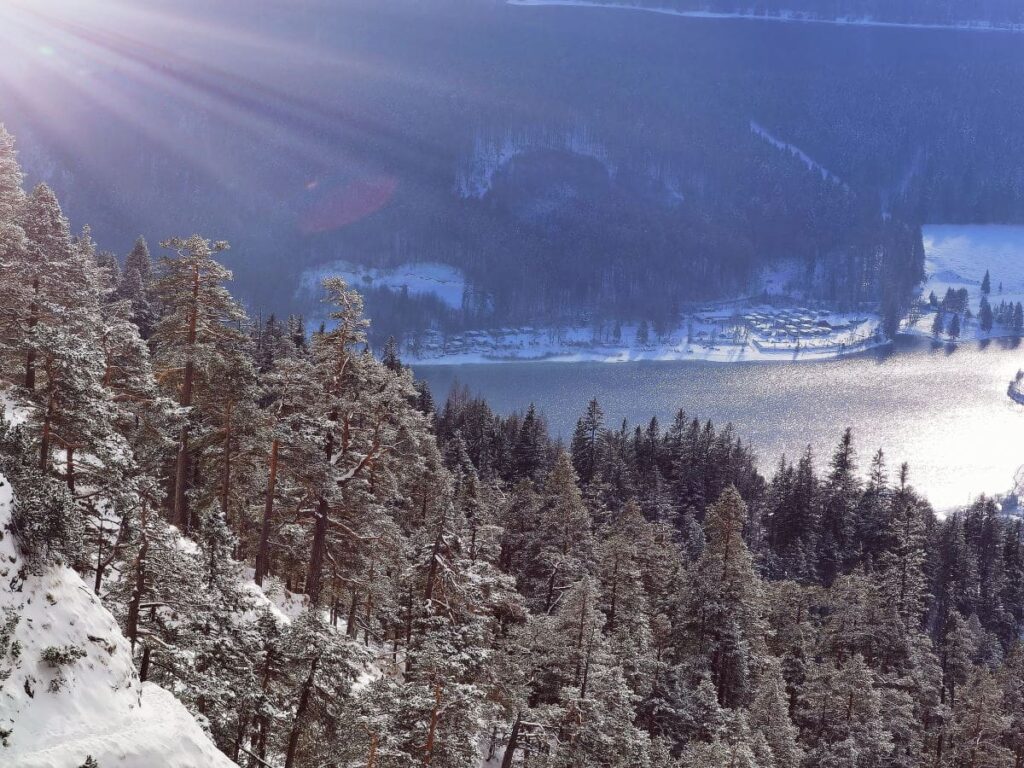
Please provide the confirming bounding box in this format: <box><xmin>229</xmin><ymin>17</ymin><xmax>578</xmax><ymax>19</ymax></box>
<box><xmin>417</xmin><ymin>337</ymin><xmax>1024</xmax><ymax>512</ymax></box>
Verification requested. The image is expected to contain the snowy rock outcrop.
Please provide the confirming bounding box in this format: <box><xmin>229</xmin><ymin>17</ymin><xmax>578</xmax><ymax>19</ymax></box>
<box><xmin>0</xmin><ymin>475</ymin><xmax>235</xmax><ymax>768</ymax></box>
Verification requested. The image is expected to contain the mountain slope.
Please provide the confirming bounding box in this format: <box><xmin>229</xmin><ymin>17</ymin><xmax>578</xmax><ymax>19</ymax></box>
<box><xmin>0</xmin><ymin>475</ymin><xmax>235</xmax><ymax>768</ymax></box>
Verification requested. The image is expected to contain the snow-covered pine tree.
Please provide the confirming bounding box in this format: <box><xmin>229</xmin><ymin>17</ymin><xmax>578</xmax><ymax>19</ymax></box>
<box><xmin>151</xmin><ymin>235</ymin><xmax>247</xmax><ymax>534</ymax></box>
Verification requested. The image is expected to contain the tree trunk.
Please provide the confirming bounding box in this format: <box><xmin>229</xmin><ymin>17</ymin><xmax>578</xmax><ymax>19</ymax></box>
<box><xmin>126</xmin><ymin>540</ymin><xmax>148</xmax><ymax>652</ymax></box>
<box><xmin>306</xmin><ymin>497</ymin><xmax>329</xmax><ymax>605</ymax></box>
<box><xmin>221</xmin><ymin>399</ymin><xmax>233</xmax><ymax>520</ymax></box>
<box><xmin>171</xmin><ymin>263</ymin><xmax>200</xmax><ymax>532</ymax></box>
<box><xmin>305</xmin><ymin>430</ymin><xmax>335</xmax><ymax>604</ymax></box>
<box><xmin>172</xmin><ymin>429</ymin><xmax>191</xmax><ymax>533</ymax></box>
<box><xmin>284</xmin><ymin>654</ymin><xmax>319</xmax><ymax>768</ymax></box>
<box><xmin>65</xmin><ymin>446</ymin><xmax>75</xmax><ymax>492</ymax></box>
<box><xmin>254</xmin><ymin>439</ymin><xmax>279</xmax><ymax>586</ymax></box>
<box><xmin>39</xmin><ymin>390</ymin><xmax>53</xmax><ymax>472</ymax></box>
<box><xmin>366</xmin><ymin>732</ymin><xmax>378</xmax><ymax>768</ymax></box>
<box><xmin>422</xmin><ymin>683</ymin><xmax>443</xmax><ymax>767</ymax></box>
<box><xmin>500</xmin><ymin>711</ymin><xmax>523</xmax><ymax>768</ymax></box>
<box><xmin>347</xmin><ymin>591</ymin><xmax>360</xmax><ymax>638</ymax></box>
<box><xmin>24</xmin><ymin>278</ymin><xmax>38</xmax><ymax>391</ymax></box>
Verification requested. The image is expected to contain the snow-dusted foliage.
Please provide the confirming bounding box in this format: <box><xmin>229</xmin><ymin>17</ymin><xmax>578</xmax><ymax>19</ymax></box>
<box><xmin>0</xmin><ymin>472</ymin><xmax>235</xmax><ymax>767</ymax></box>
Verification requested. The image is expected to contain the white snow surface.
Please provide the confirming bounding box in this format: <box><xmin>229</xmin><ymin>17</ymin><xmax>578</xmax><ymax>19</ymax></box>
<box><xmin>920</xmin><ymin>225</ymin><xmax>1024</xmax><ymax>307</ymax></box>
<box><xmin>0</xmin><ymin>476</ymin><xmax>234</xmax><ymax>768</ymax></box>
<box><xmin>299</xmin><ymin>261</ymin><xmax>466</xmax><ymax>310</ymax></box>
<box><xmin>506</xmin><ymin>0</ymin><xmax>1024</xmax><ymax>32</ymax></box>
<box><xmin>903</xmin><ymin>225</ymin><xmax>1024</xmax><ymax>342</ymax></box>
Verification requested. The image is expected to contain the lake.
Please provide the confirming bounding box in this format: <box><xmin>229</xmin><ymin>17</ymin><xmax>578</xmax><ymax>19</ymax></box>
<box><xmin>415</xmin><ymin>337</ymin><xmax>1024</xmax><ymax>511</ymax></box>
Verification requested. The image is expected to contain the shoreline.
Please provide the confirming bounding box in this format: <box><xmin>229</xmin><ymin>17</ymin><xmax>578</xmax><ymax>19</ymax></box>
<box><xmin>408</xmin><ymin>336</ymin><xmax>891</xmax><ymax>366</ymax></box>
<box><xmin>506</xmin><ymin>0</ymin><xmax>1024</xmax><ymax>34</ymax></box>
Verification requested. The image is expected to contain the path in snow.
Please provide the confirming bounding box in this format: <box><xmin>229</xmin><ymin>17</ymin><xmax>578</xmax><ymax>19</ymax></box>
<box><xmin>749</xmin><ymin>121</ymin><xmax>845</xmax><ymax>186</ymax></box>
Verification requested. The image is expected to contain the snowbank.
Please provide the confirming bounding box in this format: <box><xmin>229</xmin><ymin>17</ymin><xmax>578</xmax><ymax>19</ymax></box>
<box><xmin>0</xmin><ymin>475</ymin><xmax>235</xmax><ymax>768</ymax></box>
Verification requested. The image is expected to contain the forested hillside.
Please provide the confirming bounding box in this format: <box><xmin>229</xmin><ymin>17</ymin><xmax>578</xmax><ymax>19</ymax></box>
<box><xmin>0</xmin><ymin>0</ymin><xmax>939</xmax><ymax>342</ymax></box>
<box><xmin>5</xmin><ymin>122</ymin><xmax>1024</xmax><ymax>766</ymax></box>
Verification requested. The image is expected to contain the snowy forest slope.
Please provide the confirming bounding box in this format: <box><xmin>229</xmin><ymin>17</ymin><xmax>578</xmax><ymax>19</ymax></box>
<box><xmin>0</xmin><ymin>472</ymin><xmax>234</xmax><ymax>768</ymax></box>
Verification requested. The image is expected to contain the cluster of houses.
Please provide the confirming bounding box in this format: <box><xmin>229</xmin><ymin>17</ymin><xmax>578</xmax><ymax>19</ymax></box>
<box><xmin>740</xmin><ymin>308</ymin><xmax>862</xmax><ymax>342</ymax></box>
<box><xmin>405</xmin><ymin>305</ymin><xmax>879</xmax><ymax>360</ymax></box>
<box><xmin>413</xmin><ymin>327</ymin><xmax>540</xmax><ymax>356</ymax></box>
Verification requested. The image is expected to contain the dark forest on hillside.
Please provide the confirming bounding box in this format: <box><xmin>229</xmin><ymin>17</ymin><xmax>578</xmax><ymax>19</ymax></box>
<box><xmin>11</xmin><ymin>1</ymin><xmax>1024</xmax><ymax>341</ymax></box>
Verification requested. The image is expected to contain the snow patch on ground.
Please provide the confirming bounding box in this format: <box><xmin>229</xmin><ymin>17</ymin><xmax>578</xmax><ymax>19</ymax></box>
<box><xmin>299</xmin><ymin>261</ymin><xmax>467</xmax><ymax>310</ymax></box>
<box><xmin>0</xmin><ymin>474</ymin><xmax>234</xmax><ymax>768</ymax></box>
<box><xmin>0</xmin><ymin>390</ymin><xmax>30</xmax><ymax>428</ymax></box>
<box><xmin>241</xmin><ymin>569</ymin><xmax>307</xmax><ymax>626</ymax></box>
<box><xmin>506</xmin><ymin>0</ymin><xmax>1024</xmax><ymax>33</ymax></box>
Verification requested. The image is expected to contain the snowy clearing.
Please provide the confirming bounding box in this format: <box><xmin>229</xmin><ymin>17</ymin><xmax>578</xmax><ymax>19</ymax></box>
<box><xmin>298</xmin><ymin>261</ymin><xmax>466</xmax><ymax>310</ymax></box>
<box><xmin>920</xmin><ymin>225</ymin><xmax>1024</xmax><ymax>308</ymax></box>
<box><xmin>902</xmin><ymin>224</ymin><xmax>1024</xmax><ymax>343</ymax></box>
<box><xmin>506</xmin><ymin>0</ymin><xmax>1024</xmax><ymax>33</ymax></box>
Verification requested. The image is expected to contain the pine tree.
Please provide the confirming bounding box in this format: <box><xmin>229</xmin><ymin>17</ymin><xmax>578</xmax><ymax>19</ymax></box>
<box><xmin>533</xmin><ymin>450</ymin><xmax>593</xmax><ymax>612</ymax></box>
<box><xmin>636</xmin><ymin>320</ymin><xmax>650</xmax><ymax>346</ymax></box>
<box><xmin>151</xmin><ymin>235</ymin><xmax>247</xmax><ymax>534</ymax></box>
<box><xmin>948</xmin><ymin>312</ymin><xmax>961</xmax><ymax>339</ymax></box>
<box><xmin>11</xmin><ymin>184</ymin><xmax>76</xmax><ymax>391</ymax></box>
<box><xmin>570</xmin><ymin>398</ymin><xmax>604</xmax><ymax>486</ymax></box>
<box><xmin>941</xmin><ymin>669</ymin><xmax>1012</xmax><ymax>768</ymax></box>
<box><xmin>253</xmin><ymin>355</ymin><xmax>323</xmax><ymax>586</ymax></box>
<box><xmin>124</xmin><ymin>236</ymin><xmax>154</xmax><ymax>287</ymax></box>
<box><xmin>798</xmin><ymin>654</ymin><xmax>894</xmax><ymax>767</ymax></box>
<box><xmin>0</xmin><ymin>124</ymin><xmax>26</xmax><ymax>310</ymax></box>
<box><xmin>381</xmin><ymin>335</ymin><xmax>403</xmax><ymax>372</ymax></box>
<box><xmin>879</xmin><ymin>465</ymin><xmax>930</xmax><ymax>634</ymax></box>
<box><xmin>677</xmin><ymin>487</ymin><xmax>767</xmax><ymax>709</ymax></box>
<box><xmin>817</xmin><ymin>428</ymin><xmax>861</xmax><ymax>585</ymax></box>
<box><xmin>513</xmin><ymin>404</ymin><xmax>547</xmax><ymax>482</ymax></box>
<box><xmin>979</xmin><ymin>296</ymin><xmax>993</xmax><ymax>333</ymax></box>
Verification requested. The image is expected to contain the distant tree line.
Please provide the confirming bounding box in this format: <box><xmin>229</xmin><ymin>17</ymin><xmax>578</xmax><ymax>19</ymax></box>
<box><xmin>598</xmin><ymin>0</ymin><xmax>1024</xmax><ymax>25</ymax></box>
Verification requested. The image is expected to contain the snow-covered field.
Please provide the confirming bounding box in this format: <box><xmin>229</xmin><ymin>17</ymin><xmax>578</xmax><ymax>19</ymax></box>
<box><xmin>506</xmin><ymin>0</ymin><xmax>1024</xmax><ymax>32</ymax></box>
<box><xmin>920</xmin><ymin>225</ymin><xmax>1024</xmax><ymax>307</ymax></box>
<box><xmin>298</xmin><ymin>261</ymin><xmax>466</xmax><ymax>310</ymax></box>
<box><xmin>0</xmin><ymin>476</ymin><xmax>235</xmax><ymax>768</ymax></box>
<box><xmin>903</xmin><ymin>224</ymin><xmax>1024</xmax><ymax>342</ymax></box>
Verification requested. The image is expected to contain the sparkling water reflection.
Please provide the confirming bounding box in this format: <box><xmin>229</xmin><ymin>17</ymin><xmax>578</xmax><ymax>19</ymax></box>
<box><xmin>415</xmin><ymin>337</ymin><xmax>1024</xmax><ymax>511</ymax></box>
